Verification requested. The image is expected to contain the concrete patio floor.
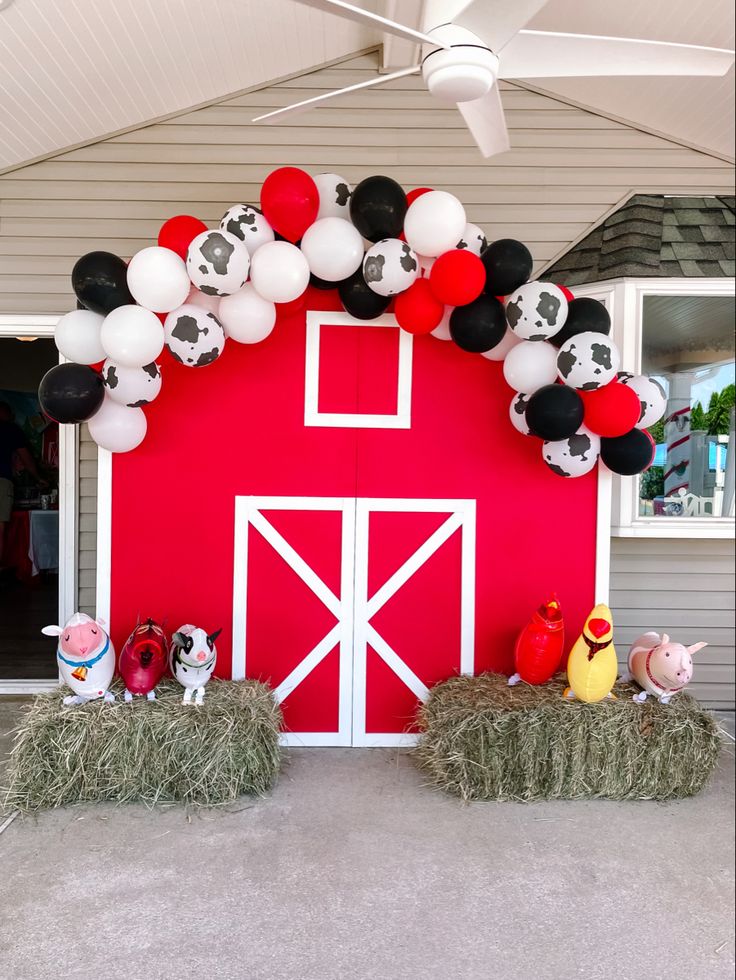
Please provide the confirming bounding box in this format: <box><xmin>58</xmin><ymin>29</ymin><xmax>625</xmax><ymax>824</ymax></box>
<box><xmin>0</xmin><ymin>701</ymin><xmax>733</xmax><ymax>980</ymax></box>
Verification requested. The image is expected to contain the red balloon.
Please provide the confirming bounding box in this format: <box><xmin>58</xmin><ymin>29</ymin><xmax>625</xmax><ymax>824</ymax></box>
<box><xmin>406</xmin><ymin>187</ymin><xmax>433</xmax><ymax>206</ymax></box>
<box><xmin>429</xmin><ymin>250</ymin><xmax>486</xmax><ymax>307</ymax></box>
<box><xmin>260</xmin><ymin>167</ymin><xmax>319</xmax><ymax>243</ymax></box>
<box><xmin>582</xmin><ymin>381</ymin><xmax>642</xmax><ymax>437</ymax></box>
<box><xmin>158</xmin><ymin>215</ymin><xmax>208</xmax><ymax>260</ymax></box>
<box><xmin>394</xmin><ymin>279</ymin><xmax>444</xmax><ymax>335</ymax></box>
<box><xmin>513</xmin><ymin>596</ymin><xmax>565</xmax><ymax>685</ymax></box>
<box><xmin>558</xmin><ymin>284</ymin><xmax>574</xmax><ymax>302</ymax></box>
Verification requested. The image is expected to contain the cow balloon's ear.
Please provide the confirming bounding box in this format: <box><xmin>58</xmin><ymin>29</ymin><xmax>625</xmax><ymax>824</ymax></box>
<box><xmin>42</xmin><ymin>625</ymin><xmax>63</xmax><ymax>637</ymax></box>
<box><xmin>208</xmin><ymin>628</ymin><xmax>223</xmax><ymax>644</ymax></box>
<box><xmin>172</xmin><ymin>632</ymin><xmax>187</xmax><ymax>648</ymax></box>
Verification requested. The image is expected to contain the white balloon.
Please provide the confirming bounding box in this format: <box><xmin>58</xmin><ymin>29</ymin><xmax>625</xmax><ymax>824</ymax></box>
<box><xmin>404</xmin><ymin>191</ymin><xmax>467</xmax><ymax>258</ymax></box>
<box><xmin>314</xmin><ymin>173</ymin><xmax>352</xmax><ymax>219</ymax></box>
<box><xmin>431</xmin><ymin>307</ymin><xmax>454</xmax><ymax>340</ymax></box>
<box><xmin>505</xmin><ymin>281</ymin><xmax>569</xmax><ymax>341</ymax></box>
<box><xmin>620</xmin><ymin>374</ymin><xmax>667</xmax><ymax>428</ymax></box>
<box><xmin>557</xmin><ymin>331</ymin><xmax>620</xmax><ymax>391</ymax></box>
<box><xmin>542</xmin><ymin>427</ymin><xmax>601</xmax><ymax>478</ymax></box>
<box><xmin>126</xmin><ymin>246</ymin><xmax>190</xmax><ymax>313</ymax></box>
<box><xmin>54</xmin><ymin>309</ymin><xmax>106</xmax><ymax>365</ymax></box>
<box><xmin>88</xmin><ymin>398</ymin><xmax>147</xmax><ymax>454</ymax></box>
<box><xmin>363</xmin><ymin>239</ymin><xmax>419</xmax><ymax>297</ymax></box>
<box><xmin>502</xmin><ymin>340</ymin><xmax>558</xmax><ymax>393</ymax></box>
<box><xmin>186</xmin><ymin>230</ymin><xmax>250</xmax><ymax>297</ymax></box>
<box><xmin>219</xmin><ymin>284</ymin><xmax>277</xmax><ymax>344</ymax></box>
<box><xmin>456</xmin><ymin>222</ymin><xmax>487</xmax><ymax>256</ymax></box>
<box><xmin>185</xmin><ymin>284</ymin><xmax>220</xmax><ymax>316</ymax></box>
<box><xmin>101</xmin><ymin>360</ymin><xmax>161</xmax><ymax>407</ymax></box>
<box><xmin>250</xmin><ymin>241</ymin><xmax>310</xmax><ymax>304</ymax></box>
<box><xmin>164</xmin><ymin>304</ymin><xmax>226</xmax><ymax>368</ymax></box>
<box><xmin>481</xmin><ymin>326</ymin><xmax>522</xmax><ymax>362</ymax></box>
<box><xmin>100</xmin><ymin>305</ymin><xmax>164</xmax><ymax>368</ymax></box>
<box><xmin>300</xmin><ymin>217</ymin><xmax>364</xmax><ymax>282</ymax></box>
<box><xmin>220</xmin><ymin>204</ymin><xmax>274</xmax><ymax>253</ymax></box>
<box><xmin>509</xmin><ymin>392</ymin><xmax>532</xmax><ymax>435</ymax></box>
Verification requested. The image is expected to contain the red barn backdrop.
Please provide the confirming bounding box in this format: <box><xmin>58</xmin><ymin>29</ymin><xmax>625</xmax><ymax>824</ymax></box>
<box><xmin>98</xmin><ymin>288</ymin><xmax>599</xmax><ymax>745</ymax></box>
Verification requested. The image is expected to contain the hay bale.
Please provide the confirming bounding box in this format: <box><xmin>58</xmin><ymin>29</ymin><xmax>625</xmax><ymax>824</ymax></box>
<box><xmin>416</xmin><ymin>673</ymin><xmax>722</xmax><ymax>802</ymax></box>
<box><xmin>3</xmin><ymin>679</ymin><xmax>282</xmax><ymax>811</ymax></box>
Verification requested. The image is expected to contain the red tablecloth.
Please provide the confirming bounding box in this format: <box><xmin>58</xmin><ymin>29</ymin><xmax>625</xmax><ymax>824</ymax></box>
<box><xmin>5</xmin><ymin>510</ymin><xmax>35</xmax><ymax>583</ymax></box>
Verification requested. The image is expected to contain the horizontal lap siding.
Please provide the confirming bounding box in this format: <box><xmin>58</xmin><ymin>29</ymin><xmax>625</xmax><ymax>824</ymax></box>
<box><xmin>611</xmin><ymin>538</ymin><xmax>736</xmax><ymax>709</ymax></box>
<box><xmin>1</xmin><ymin>51</ymin><xmax>733</xmax><ymax>680</ymax></box>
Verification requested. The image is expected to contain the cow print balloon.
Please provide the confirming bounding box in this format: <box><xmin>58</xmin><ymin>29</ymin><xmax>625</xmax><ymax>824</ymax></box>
<box><xmin>362</xmin><ymin>238</ymin><xmax>419</xmax><ymax>297</ymax></box>
<box><xmin>314</xmin><ymin>172</ymin><xmax>353</xmax><ymax>220</ymax></box>
<box><xmin>505</xmin><ymin>281</ymin><xmax>569</xmax><ymax>341</ymax></box>
<box><xmin>219</xmin><ymin>205</ymin><xmax>274</xmax><ymax>254</ymax></box>
<box><xmin>456</xmin><ymin>222</ymin><xmax>487</xmax><ymax>257</ymax></box>
<box><xmin>542</xmin><ymin>427</ymin><xmax>601</xmax><ymax>478</ymax></box>
<box><xmin>619</xmin><ymin>374</ymin><xmax>667</xmax><ymax>428</ymax></box>
<box><xmin>102</xmin><ymin>359</ymin><xmax>162</xmax><ymax>407</ymax></box>
<box><xmin>164</xmin><ymin>305</ymin><xmax>226</xmax><ymax>368</ymax></box>
<box><xmin>509</xmin><ymin>392</ymin><xmax>532</xmax><ymax>435</ymax></box>
<box><xmin>186</xmin><ymin>230</ymin><xmax>250</xmax><ymax>297</ymax></box>
<box><xmin>556</xmin><ymin>331</ymin><xmax>620</xmax><ymax>391</ymax></box>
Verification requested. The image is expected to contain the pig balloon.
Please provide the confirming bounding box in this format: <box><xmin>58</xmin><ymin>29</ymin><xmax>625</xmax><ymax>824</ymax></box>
<box><xmin>42</xmin><ymin>613</ymin><xmax>116</xmax><ymax>706</ymax></box>
<box><xmin>623</xmin><ymin>631</ymin><xmax>706</xmax><ymax>704</ymax></box>
<box><xmin>119</xmin><ymin>618</ymin><xmax>169</xmax><ymax>701</ymax></box>
<box><xmin>170</xmin><ymin>624</ymin><xmax>222</xmax><ymax>705</ymax></box>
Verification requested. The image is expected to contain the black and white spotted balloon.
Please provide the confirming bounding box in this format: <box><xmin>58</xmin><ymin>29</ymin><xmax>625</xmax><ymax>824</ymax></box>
<box><xmin>542</xmin><ymin>427</ymin><xmax>601</xmax><ymax>478</ymax></box>
<box><xmin>314</xmin><ymin>173</ymin><xmax>353</xmax><ymax>219</ymax></box>
<box><xmin>456</xmin><ymin>222</ymin><xmax>487</xmax><ymax>256</ymax></box>
<box><xmin>219</xmin><ymin>205</ymin><xmax>274</xmax><ymax>254</ymax></box>
<box><xmin>362</xmin><ymin>238</ymin><xmax>419</xmax><ymax>297</ymax></box>
<box><xmin>102</xmin><ymin>360</ymin><xmax>162</xmax><ymax>407</ymax></box>
<box><xmin>556</xmin><ymin>331</ymin><xmax>620</xmax><ymax>391</ymax></box>
<box><xmin>620</xmin><ymin>374</ymin><xmax>667</xmax><ymax>428</ymax></box>
<box><xmin>186</xmin><ymin>230</ymin><xmax>250</xmax><ymax>297</ymax></box>
<box><xmin>509</xmin><ymin>392</ymin><xmax>532</xmax><ymax>435</ymax></box>
<box><xmin>505</xmin><ymin>282</ymin><xmax>569</xmax><ymax>341</ymax></box>
<box><xmin>164</xmin><ymin>305</ymin><xmax>226</xmax><ymax>368</ymax></box>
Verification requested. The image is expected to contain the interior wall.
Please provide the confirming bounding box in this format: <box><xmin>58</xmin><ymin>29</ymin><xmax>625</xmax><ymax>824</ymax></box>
<box><xmin>0</xmin><ymin>339</ymin><xmax>57</xmax><ymax>393</ymax></box>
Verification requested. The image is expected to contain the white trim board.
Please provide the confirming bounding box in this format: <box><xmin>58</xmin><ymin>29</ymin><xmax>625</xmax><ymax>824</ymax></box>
<box><xmin>0</xmin><ymin>314</ymin><xmax>73</xmax><ymax>693</ymax></box>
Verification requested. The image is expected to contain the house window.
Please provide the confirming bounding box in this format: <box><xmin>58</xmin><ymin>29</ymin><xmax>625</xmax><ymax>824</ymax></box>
<box><xmin>639</xmin><ymin>294</ymin><xmax>735</xmax><ymax>521</ymax></box>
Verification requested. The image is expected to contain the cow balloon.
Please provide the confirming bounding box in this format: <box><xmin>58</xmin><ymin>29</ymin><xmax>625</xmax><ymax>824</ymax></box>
<box><xmin>42</xmin><ymin>613</ymin><xmax>115</xmax><ymax>706</ymax></box>
<box><xmin>170</xmin><ymin>624</ymin><xmax>222</xmax><ymax>705</ymax></box>
<box><xmin>623</xmin><ymin>631</ymin><xmax>707</xmax><ymax>704</ymax></box>
<box><xmin>119</xmin><ymin>618</ymin><xmax>169</xmax><ymax>701</ymax></box>
<box><xmin>508</xmin><ymin>596</ymin><xmax>565</xmax><ymax>686</ymax></box>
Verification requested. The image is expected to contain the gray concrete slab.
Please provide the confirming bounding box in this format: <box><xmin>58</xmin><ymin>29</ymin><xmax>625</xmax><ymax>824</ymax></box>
<box><xmin>0</xmin><ymin>700</ymin><xmax>734</xmax><ymax>980</ymax></box>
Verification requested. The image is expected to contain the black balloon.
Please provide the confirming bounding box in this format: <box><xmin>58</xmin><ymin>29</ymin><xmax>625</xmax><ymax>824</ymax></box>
<box><xmin>549</xmin><ymin>297</ymin><xmax>611</xmax><ymax>349</ymax></box>
<box><xmin>481</xmin><ymin>239</ymin><xmax>533</xmax><ymax>297</ymax></box>
<box><xmin>338</xmin><ymin>268</ymin><xmax>391</xmax><ymax>320</ymax></box>
<box><xmin>525</xmin><ymin>384</ymin><xmax>584</xmax><ymax>441</ymax></box>
<box><xmin>449</xmin><ymin>295</ymin><xmax>506</xmax><ymax>353</ymax></box>
<box><xmin>349</xmin><ymin>175</ymin><xmax>407</xmax><ymax>242</ymax></box>
<box><xmin>39</xmin><ymin>363</ymin><xmax>105</xmax><ymax>424</ymax></box>
<box><xmin>71</xmin><ymin>250</ymin><xmax>134</xmax><ymax>315</ymax></box>
<box><xmin>601</xmin><ymin>428</ymin><xmax>655</xmax><ymax>475</ymax></box>
<box><xmin>310</xmin><ymin>272</ymin><xmax>340</xmax><ymax>291</ymax></box>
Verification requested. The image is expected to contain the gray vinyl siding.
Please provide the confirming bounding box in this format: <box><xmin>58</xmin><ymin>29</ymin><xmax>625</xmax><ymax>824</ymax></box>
<box><xmin>611</xmin><ymin>538</ymin><xmax>735</xmax><ymax>710</ymax></box>
<box><xmin>0</xmin><ymin>51</ymin><xmax>733</xmax><ymax>703</ymax></box>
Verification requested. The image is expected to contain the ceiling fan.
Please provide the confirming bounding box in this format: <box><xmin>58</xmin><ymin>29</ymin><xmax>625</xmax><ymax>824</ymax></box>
<box><xmin>253</xmin><ymin>0</ymin><xmax>735</xmax><ymax>158</ymax></box>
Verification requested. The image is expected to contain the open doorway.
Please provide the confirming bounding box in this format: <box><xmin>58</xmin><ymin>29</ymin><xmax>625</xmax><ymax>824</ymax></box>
<box><xmin>0</xmin><ymin>337</ymin><xmax>61</xmax><ymax>680</ymax></box>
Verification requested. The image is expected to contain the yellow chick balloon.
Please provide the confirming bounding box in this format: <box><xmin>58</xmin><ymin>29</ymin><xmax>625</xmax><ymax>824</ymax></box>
<box><xmin>564</xmin><ymin>603</ymin><xmax>618</xmax><ymax>703</ymax></box>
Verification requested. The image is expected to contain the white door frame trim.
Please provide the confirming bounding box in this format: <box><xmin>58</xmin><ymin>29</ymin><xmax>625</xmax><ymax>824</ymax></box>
<box><xmin>0</xmin><ymin>314</ymin><xmax>71</xmax><ymax>693</ymax></box>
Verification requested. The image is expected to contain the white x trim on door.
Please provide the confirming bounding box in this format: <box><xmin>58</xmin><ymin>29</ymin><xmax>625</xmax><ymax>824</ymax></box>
<box><xmin>232</xmin><ymin>496</ymin><xmax>476</xmax><ymax>747</ymax></box>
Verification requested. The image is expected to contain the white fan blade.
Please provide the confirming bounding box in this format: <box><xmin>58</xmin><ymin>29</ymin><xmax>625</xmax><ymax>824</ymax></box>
<box><xmin>421</xmin><ymin>0</ymin><xmax>478</xmax><ymax>32</ymax></box>
<box><xmin>499</xmin><ymin>30</ymin><xmax>735</xmax><ymax>78</ymax></box>
<box><xmin>457</xmin><ymin>0</ymin><xmax>550</xmax><ymax>53</ymax></box>
<box><xmin>252</xmin><ymin>65</ymin><xmax>421</xmax><ymax>123</ymax></box>
<box><xmin>289</xmin><ymin>0</ymin><xmax>450</xmax><ymax>48</ymax></box>
<box><xmin>456</xmin><ymin>84</ymin><xmax>510</xmax><ymax>158</ymax></box>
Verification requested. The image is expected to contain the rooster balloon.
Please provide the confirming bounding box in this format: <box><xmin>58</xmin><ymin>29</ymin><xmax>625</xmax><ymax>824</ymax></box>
<box><xmin>508</xmin><ymin>596</ymin><xmax>565</xmax><ymax>686</ymax></box>
<box><xmin>118</xmin><ymin>619</ymin><xmax>169</xmax><ymax>701</ymax></box>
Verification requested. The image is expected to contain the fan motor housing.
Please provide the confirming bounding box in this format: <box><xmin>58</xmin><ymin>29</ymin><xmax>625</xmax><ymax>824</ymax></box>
<box><xmin>422</xmin><ymin>24</ymin><xmax>499</xmax><ymax>103</ymax></box>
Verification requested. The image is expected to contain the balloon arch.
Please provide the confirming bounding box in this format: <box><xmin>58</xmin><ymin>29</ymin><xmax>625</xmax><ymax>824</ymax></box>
<box><xmin>40</xmin><ymin>167</ymin><xmax>663</xmax><ymax>480</ymax></box>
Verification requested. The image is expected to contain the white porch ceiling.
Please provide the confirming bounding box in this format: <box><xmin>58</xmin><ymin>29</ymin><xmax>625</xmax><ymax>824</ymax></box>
<box><xmin>0</xmin><ymin>0</ymin><xmax>733</xmax><ymax>173</ymax></box>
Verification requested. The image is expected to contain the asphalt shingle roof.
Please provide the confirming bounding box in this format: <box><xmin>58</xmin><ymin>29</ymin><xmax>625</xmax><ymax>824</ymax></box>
<box><xmin>546</xmin><ymin>195</ymin><xmax>735</xmax><ymax>285</ymax></box>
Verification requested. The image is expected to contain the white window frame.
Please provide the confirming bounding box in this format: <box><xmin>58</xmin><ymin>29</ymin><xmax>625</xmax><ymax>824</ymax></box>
<box><xmin>0</xmin><ymin>315</ymin><xmax>75</xmax><ymax>693</ymax></box>
<box><xmin>572</xmin><ymin>278</ymin><xmax>736</xmax><ymax>540</ymax></box>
